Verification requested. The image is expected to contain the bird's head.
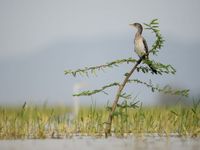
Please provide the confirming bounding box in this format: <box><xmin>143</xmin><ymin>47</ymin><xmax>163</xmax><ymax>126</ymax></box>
<box><xmin>129</xmin><ymin>23</ymin><xmax>143</xmax><ymax>34</ymax></box>
<box><xmin>129</xmin><ymin>23</ymin><xmax>143</xmax><ymax>30</ymax></box>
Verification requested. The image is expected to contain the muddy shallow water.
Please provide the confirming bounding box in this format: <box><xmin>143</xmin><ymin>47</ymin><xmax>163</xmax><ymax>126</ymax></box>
<box><xmin>0</xmin><ymin>136</ymin><xmax>199</xmax><ymax>150</ymax></box>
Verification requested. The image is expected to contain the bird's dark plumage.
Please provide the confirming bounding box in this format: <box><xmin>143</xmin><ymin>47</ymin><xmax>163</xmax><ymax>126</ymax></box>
<box><xmin>142</xmin><ymin>37</ymin><xmax>149</xmax><ymax>56</ymax></box>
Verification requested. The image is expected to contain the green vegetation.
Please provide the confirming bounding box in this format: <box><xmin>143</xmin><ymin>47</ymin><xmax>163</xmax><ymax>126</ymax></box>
<box><xmin>0</xmin><ymin>101</ymin><xmax>199</xmax><ymax>139</ymax></box>
<box><xmin>64</xmin><ymin>19</ymin><xmax>189</xmax><ymax>136</ymax></box>
<box><xmin>0</xmin><ymin>19</ymin><xmax>196</xmax><ymax>140</ymax></box>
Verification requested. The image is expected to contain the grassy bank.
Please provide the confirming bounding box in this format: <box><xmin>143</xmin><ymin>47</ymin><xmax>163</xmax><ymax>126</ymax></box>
<box><xmin>0</xmin><ymin>102</ymin><xmax>199</xmax><ymax>139</ymax></box>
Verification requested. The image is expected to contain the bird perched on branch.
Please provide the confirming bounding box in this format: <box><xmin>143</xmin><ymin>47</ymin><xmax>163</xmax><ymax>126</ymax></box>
<box><xmin>130</xmin><ymin>23</ymin><xmax>157</xmax><ymax>74</ymax></box>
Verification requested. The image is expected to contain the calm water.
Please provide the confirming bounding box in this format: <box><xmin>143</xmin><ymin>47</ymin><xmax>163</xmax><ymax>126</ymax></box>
<box><xmin>0</xmin><ymin>136</ymin><xmax>199</xmax><ymax>150</ymax></box>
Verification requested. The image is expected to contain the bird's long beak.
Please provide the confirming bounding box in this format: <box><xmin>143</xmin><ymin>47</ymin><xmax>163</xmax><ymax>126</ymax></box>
<box><xmin>129</xmin><ymin>23</ymin><xmax>135</xmax><ymax>27</ymax></box>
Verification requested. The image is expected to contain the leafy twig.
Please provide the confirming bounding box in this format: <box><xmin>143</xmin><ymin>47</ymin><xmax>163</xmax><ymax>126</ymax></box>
<box><xmin>73</xmin><ymin>82</ymin><xmax>120</xmax><ymax>96</ymax></box>
<box><xmin>128</xmin><ymin>79</ymin><xmax>189</xmax><ymax>97</ymax></box>
<box><xmin>64</xmin><ymin>58</ymin><xmax>136</xmax><ymax>77</ymax></box>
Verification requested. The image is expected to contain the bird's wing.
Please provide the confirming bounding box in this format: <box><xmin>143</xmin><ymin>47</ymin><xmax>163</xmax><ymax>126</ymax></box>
<box><xmin>142</xmin><ymin>37</ymin><xmax>148</xmax><ymax>53</ymax></box>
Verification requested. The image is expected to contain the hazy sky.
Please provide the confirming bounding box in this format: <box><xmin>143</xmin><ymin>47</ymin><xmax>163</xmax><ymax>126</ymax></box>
<box><xmin>0</xmin><ymin>0</ymin><xmax>200</xmax><ymax>105</ymax></box>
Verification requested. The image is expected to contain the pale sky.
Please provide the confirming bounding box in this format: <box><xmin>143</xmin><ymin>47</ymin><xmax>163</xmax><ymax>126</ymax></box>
<box><xmin>0</xmin><ymin>0</ymin><xmax>200</xmax><ymax>105</ymax></box>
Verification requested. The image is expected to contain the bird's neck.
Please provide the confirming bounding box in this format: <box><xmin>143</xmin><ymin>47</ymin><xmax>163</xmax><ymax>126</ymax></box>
<box><xmin>137</xmin><ymin>27</ymin><xmax>143</xmax><ymax>34</ymax></box>
<box><xmin>135</xmin><ymin>28</ymin><xmax>143</xmax><ymax>39</ymax></box>
<box><xmin>135</xmin><ymin>31</ymin><xmax>142</xmax><ymax>39</ymax></box>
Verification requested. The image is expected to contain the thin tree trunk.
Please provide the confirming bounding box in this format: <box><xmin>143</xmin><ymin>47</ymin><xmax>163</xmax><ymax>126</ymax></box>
<box><xmin>105</xmin><ymin>56</ymin><xmax>144</xmax><ymax>137</ymax></box>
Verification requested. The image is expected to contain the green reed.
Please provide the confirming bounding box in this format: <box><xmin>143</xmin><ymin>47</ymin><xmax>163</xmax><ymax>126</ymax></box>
<box><xmin>0</xmin><ymin>100</ymin><xmax>199</xmax><ymax>139</ymax></box>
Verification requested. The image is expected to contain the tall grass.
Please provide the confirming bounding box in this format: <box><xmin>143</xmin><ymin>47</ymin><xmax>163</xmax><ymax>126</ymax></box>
<box><xmin>0</xmin><ymin>101</ymin><xmax>199</xmax><ymax>139</ymax></box>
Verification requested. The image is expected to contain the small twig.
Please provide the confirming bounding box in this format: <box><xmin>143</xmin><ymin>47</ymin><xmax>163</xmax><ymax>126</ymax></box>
<box><xmin>73</xmin><ymin>82</ymin><xmax>120</xmax><ymax>96</ymax></box>
<box><xmin>128</xmin><ymin>79</ymin><xmax>189</xmax><ymax>97</ymax></box>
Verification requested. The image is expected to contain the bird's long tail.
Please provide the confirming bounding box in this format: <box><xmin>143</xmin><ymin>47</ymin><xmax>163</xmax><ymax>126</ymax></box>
<box><xmin>145</xmin><ymin>55</ymin><xmax>157</xmax><ymax>74</ymax></box>
<box><xmin>148</xmin><ymin>63</ymin><xmax>157</xmax><ymax>74</ymax></box>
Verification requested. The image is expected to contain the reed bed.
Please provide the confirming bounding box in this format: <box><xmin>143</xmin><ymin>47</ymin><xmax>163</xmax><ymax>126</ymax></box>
<box><xmin>0</xmin><ymin>102</ymin><xmax>199</xmax><ymax>139</ymax></box>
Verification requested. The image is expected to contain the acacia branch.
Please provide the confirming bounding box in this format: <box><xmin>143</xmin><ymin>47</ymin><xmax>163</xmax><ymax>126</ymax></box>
<box><xmin>105</xmin><ymin>55</ymin><xmax>145</xmax><ymax>137</ymax></box>
<box><xmin>142</xmin><ymin>59</ymin><xmax>176</xmax><ymax>74</ymax></box>
<box><xmin>128</xmin><ymin>79</ymin><xmax>189</xmax><ymax>97</ymax></box>
<box><xmin>144</xmin><ymin>19</ymin><xmax>165</xmax><ymax>55</ymax></box>
<box><xmin>73</xmin><ymin>82</ymin><xmax>120</xmax><ymax>96</ymax></box>
<box><xmin>74</xmin><ymin>77</ymin><xmax>189</xmax><ymax>98</ymax></box>
<box><xmin>64</xmin><ymin>58</ymin><xmax>136</xmax><ymax>77</ymax></box>
<box><xmin>64</xmin><ymin>57</ymin><xmax>176</xmax><ymax>78</ymax></box>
